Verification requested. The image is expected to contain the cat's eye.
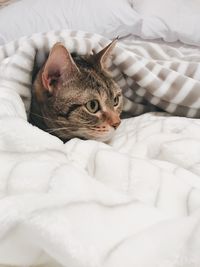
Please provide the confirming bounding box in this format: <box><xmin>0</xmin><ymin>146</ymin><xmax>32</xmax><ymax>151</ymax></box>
<box><xmin>85</xmin><ymin>100</ymin><xmax>100</xmax><ymax>113</ymax></box>
<box><xmin>113</xmin><ymin>95</ymin><xmax>120</xmax><ymax>106</ymax></box>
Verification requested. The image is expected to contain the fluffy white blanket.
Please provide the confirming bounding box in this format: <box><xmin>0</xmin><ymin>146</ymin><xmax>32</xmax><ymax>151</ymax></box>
<box><xmin>0</xmin><ymin>30</ymin><xmax>200</xmax><ymax>267</ymax></box>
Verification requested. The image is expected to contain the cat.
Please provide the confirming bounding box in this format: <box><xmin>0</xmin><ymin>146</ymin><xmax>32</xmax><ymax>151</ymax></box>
<box><xmin>29</xmin><ymin>39</ymin><xmax>123</xmax><ymax>142</ymax></box>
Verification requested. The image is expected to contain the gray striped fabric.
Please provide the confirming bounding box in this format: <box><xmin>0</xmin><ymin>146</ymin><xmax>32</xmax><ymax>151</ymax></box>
<box><xmin>1</xmin><ymin>30</ymin><xmax>200</xmax><ymax>118</ymax></box>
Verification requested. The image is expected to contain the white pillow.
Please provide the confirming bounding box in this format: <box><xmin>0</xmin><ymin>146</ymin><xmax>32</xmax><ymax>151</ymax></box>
<box><xmin>133</xmin><ymin>0</ymin><xmax>200</xmax><ymax>46</ymax></box>
<box><xmin>0</xmin><ymin>0</ymin><xmax>141</xmax><ymax>44</ymax></box>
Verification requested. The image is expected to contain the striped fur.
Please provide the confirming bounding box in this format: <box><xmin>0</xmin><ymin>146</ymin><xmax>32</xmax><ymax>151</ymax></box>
<box><xmin>1</xmin><ymin>30</ymin><xmax>200</xmax><ymax>118</ymax></box>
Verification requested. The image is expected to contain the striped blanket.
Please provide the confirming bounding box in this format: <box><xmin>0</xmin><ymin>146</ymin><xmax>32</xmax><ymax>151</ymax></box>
<box><xmin>1</xmin><ymin>30</ymin><xmax>200</xmax><ymax>267</ymax></box>
<box><xmin>1</xmin><ymin>30</ymin><xmax>200</xmax><ymax>119</ymax></box>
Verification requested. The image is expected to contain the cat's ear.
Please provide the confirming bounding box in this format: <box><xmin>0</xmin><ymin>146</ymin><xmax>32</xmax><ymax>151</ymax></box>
<box><xmin>42</xmin><ymin>43</ymin><xmax>80</xmax><ymax>94</ymax></box>
<box><xmin>89</xmin><ymin>37</ymin><xmax>118</xmax><ymax>72</ymax></box>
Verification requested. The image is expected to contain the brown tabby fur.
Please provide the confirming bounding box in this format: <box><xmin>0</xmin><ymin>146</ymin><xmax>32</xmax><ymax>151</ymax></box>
<box><xmin>29</xmin><ymin>40</ymin><xmax>123</xmax><ymax>142</ymax></box>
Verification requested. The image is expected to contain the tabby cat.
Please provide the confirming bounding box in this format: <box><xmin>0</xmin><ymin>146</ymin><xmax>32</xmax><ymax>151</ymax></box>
<box><xmin>30</xmin><ymin>40</ymin><xmax>123</xmax><ymax>142</ymax></box>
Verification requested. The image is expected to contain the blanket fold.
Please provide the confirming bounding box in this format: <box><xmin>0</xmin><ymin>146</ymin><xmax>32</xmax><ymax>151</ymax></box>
<box><xmin>0</xmin><ymin>30</ymin><xmax>200</xmax><ymax>267</ymax></box>
<box><xmin>1</xmin><ymin>30</ymin><xmax>200</xmax><ymax>118</ymax></box>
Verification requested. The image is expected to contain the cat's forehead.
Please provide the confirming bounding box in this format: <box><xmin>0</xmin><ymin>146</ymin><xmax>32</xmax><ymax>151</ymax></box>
<box><xmin>59</xmin><ymin>84</ymin><xmax>116</xmax><ymax>102</ymax></box>
<box><xmin>60</xmin><ymin>70</ymin><xmax>121</xmax><ymax>99</ymax></box>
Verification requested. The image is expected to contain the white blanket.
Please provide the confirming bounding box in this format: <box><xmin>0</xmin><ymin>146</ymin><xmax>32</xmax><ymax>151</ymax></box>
<box><xmin>0</xmin><ymin>31</ymin><xmax>200</xmax><ymax>267</ymax></box>
<box><xmin>1</xmin><ymin>113</ymin><xmax>200</xmax><ymax>267</ymax></box>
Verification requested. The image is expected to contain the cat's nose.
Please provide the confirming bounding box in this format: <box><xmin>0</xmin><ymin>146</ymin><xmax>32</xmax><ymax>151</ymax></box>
<box><xmin>103</xmin><ymin>110</ymin><xmax>121</xmax><ymax>129</ymax></box>
<box><xmin>109</xmin><ymin>115</ymin><xmax>121</xmax><ymax>129</ymax></box>
<box><xmin>111</xmin><ymin>119</ymin><xmax>121</xmax><ymax>129</ymax></box>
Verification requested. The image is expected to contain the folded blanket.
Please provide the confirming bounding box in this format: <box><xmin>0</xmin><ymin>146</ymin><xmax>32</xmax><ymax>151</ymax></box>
<box><xmin>0</xmin><ymin>30</ymin><xmax>200</xmax><ymax>267</ymax></box>
<box><xmin>1</xmin><ymin>30</ymin><xmax>200</xmax><ymax>118</ymax></box>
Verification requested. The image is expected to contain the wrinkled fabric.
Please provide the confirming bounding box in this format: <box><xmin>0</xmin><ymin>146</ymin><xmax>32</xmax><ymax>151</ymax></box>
<box><xmin>0</xmin><ymin>112</ymin><xmax>200</xmax><ymax>266</ymax></box>
<box><xmin>0</xmin><ymin>30</ymin><xmax>200</xmax><ymax>266</ymax></box>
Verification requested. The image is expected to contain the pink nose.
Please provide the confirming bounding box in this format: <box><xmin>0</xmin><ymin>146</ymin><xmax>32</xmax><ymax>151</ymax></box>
<box><xmin>108</xmin><ymin>114</ymin><xmax>121</xmax><ymax>129</ymax></box>
<box><xmin>111</xmin><ymin>119</ymin><xmax>121</xmax><ymax>129</ymax></box>
<box><xmin>102</xmin><ymin>110</ymin><xmax>121</xmax><ymax>130</ymax></box>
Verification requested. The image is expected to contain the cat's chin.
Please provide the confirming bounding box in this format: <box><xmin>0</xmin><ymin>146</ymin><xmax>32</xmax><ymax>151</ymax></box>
<box><xmin>60</xmin><ymin>128</ymin><xmax>115</xmax><ymax>143</ymax></box>
<box><xmin>89</xmin><ymin>128</ymin><xmax>115</xmax><ymax>142</ymax></box>
<box><xmin>94</xmin><ymin>135</ymin><xmax>113</xmax><ymax>142</ymax></box>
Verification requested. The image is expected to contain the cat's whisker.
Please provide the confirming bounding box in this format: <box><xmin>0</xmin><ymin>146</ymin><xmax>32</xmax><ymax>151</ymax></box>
<box><xmin>30</xmin><ymin>112</ymin><xmax>63</xmax><ymax>124</ymax></box>
<box><xmin>47</xmin><ymin>126</ymin><xmax>92</xmax><ymax>134</ymax></box>
<box><xmin>89</xmin><ymin>126</ymin><xmax>108</xmax><ymax>130</ymax></box>
<box><xmin>47</xmin><ymin>127</ymin><xmax>69</xmax><ymax>133</ymax></box>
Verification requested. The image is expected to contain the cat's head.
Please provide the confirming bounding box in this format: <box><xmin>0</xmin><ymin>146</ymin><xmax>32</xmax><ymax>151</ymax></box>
<box><xmin>33</xmin><ymin>40</ymin><xmax>123</xmax><ymax>142</ymax></box>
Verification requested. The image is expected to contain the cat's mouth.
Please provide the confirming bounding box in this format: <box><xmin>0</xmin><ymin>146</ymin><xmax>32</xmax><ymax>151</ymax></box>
<box><xmin>84</xmin><ymin>127</ymin><xmax>116</xmax><ymax>142</ymax></box>
<box><xmin>59</xmin><ymin>127</ymin><xmax>116</xmax><ymax>142</ymax></box>
<box><xmin>46</xmin><ymin>124</ymin><xmax>118</xmax><ymax>142</ymax></box>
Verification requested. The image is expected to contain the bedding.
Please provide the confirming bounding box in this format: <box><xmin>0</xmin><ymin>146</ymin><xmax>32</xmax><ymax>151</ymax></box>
<box><xmin>133</xmin><ymin>0</ymin><xmax>200</xmax><ymax>45</ymax></box>
<box><xmin>0</xmin><ymin>0</ymin><xmax>140</xmax><ymax>45</ymax></box>
<box><xmin>1</xmin><ymin>0</ymin><xmax>200</xmax><ymax>47</ymax></box>
<box><xmin>0</xmin><ymin>30</ymin><xmax>200</xmax><ymax>267</ymax></box>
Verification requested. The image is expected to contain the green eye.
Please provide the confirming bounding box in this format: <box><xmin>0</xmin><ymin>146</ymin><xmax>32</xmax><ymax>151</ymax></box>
<box><xmin>113</xmin><ymin>95</ymin><xmax>120</xmax><ymax>106</ymax></box>
<box><xmin>85</xmin><ymin>100</ymin><xmax>100</xmax><ymax>113</ymax></box>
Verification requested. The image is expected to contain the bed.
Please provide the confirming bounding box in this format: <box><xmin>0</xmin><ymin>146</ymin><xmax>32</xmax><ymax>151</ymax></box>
<box><xmin>0</xmin><ymin>1</ymin><xmax>200</xmax><ymax>267</ymax></box>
